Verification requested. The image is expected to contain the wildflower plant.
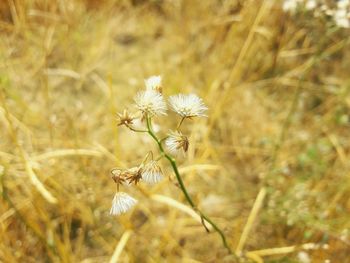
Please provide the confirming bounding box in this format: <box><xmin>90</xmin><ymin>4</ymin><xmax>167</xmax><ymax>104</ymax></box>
<box><xmin>110</xmin><ymin>76</ymin><xmax>234</xmax><ymax>255</ymax></box>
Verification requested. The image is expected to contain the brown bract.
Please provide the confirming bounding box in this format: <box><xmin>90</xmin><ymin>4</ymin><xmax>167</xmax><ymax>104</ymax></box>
<box><xmin>111</xmin><ymin>167</ymin><xmax>142</xmax><ymax>186</ymax></box>
<box><xmin>117</xmin><ymin>110</ymin><xmax>134</xmax><ymax>126</ymax></box>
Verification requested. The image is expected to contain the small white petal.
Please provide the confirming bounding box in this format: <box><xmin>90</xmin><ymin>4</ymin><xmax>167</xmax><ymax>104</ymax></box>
<box><xmin>110</xmin><ymin>192</ymin><xmax>137</xmax><ymax>216</ymax></box>
<box><xmin>168</xmin><ymin>93</ymin><xmax>207</xmax><ymax>118</ymax></box>
<box><xmin>134</xmin><ymin>90</ymin><xmax>167</xmax><ymax>116</ymax></box>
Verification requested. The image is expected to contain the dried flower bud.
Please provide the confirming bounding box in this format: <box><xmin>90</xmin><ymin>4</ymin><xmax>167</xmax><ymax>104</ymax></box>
<box><xmin>111</xmin><ymin>168</ymin><xmax>126</xmax><ymax>185</ymax></box>
<box><xmin>125</xmin><ymin>167</ymin><xmax>143</xmax><ymax>185</ymax></box>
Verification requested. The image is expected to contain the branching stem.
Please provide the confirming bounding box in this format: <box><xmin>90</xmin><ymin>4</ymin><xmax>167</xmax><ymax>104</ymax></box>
<box><xmin>146</xmin><ymin>116</ymin><xmax>237</xmax><ymax>258</ymax></box>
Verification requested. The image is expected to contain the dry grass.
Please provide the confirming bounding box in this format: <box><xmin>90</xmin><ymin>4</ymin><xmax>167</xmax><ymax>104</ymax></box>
<box><xmin>1</xmin><ymin>0</ymin><xmax>350</xmax><ymax>262</ymax></box>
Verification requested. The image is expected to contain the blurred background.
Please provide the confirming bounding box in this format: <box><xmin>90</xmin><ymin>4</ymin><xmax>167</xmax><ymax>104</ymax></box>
<box><xmin>1</xmin><ymin>0</ymin><xmax>350</xmax><ymax>262</ymax></box>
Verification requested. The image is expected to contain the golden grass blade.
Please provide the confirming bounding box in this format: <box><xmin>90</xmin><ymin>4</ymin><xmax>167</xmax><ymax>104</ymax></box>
<box><xmin>151</xmin><ymin>194</ymin><xmax>213</xmax><ymax>231</ymax></box>
<box><xmin>32</xmin><ymin>149</ymin><xmax>103</xmax><ymax>162</ymax></box>
<box><xmin>228</xmin><ymin>0</ymin><xmax>269</xmax><ymax>83</ymax></box>
<box><xmin>109</xmin><ymin>230</ymin><xmax>132</xmax><ymax>263</ymax></box>
<box><xmin>0</xmin><ymin>199</ymin><xmax>31</xmax><ymax>223</ymax></box>
<box><xmin>246</xmin><ymin>252</ymin><xmax>264</xmax><ymax>263</ymax></box>
<box><xmin>23</xmin><ymin>152</ymin><xmax>58</xmax><ymax>204</ymax></box>
<box><xmin>325</xmin><ymin>131</ymin><xmax>347</xmax><ymax>165</ymax></box>
<box><xmin>94</xmin><ymin>143</ymin><xmax>125</xmax><ymax>166</ymax></box>
<box><xmin>0</xmin><ymin>107</ymin><xmax>32</xmax><ymax>136</ymax></box>
<box><xmin>0</xmin><ymin>151</ymin><xmax>16</xmax><ymax>161</ymax></box>
<box><xmin>44</xmin><ymin>68</ymin><xmax>81</xmax><ymax>79</ymax></box>
<box><xmin>178</xmin><ymin>164</ymin><xmax>221</xmax><ymax>174</ymax></box>
<box><xmin>246</xmin><ymin>242</ymin><xmax>325</xmax><ymax>257</ymax></box>
<box><xmin>235</xmin><ymin>187</ymin><xmax>267</xmax><ymax>254</ymax></box>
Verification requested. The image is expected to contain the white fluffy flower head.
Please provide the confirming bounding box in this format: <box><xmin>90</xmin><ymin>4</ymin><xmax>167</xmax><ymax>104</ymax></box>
<box><xmin>165</xmin><ymin>131</ymin><xmax>189</xmax><ymax>155</ymax></box>
<box><xmin>169</xmin><ymin>93</ymin><xmax>207</xmax><ymax>118</ymax></box>
<box><xmin>110</xmin><ymin>192</ymin><xmax>137</xmax><ymax>216</ymax></box>
<box><xmin>134</xmin><ymin>90</ymin><xmax>167</xmax><ymax>116</ymax></box>
<box><xmin>145</xmin><ymin>75</ymin><xmax>162</xmax><ymax>92</ymax></box>
<box><xmin>141</xmin><ymin>161</ymin><xmax>163</xmax><ymax>184</ymax></box>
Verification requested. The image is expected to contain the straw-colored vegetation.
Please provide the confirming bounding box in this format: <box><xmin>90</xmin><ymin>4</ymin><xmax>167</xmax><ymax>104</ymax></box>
<box><xmin>1</xmin><ymin>0</ymin><xmax>350</xmax><ymax>262</ymax></box>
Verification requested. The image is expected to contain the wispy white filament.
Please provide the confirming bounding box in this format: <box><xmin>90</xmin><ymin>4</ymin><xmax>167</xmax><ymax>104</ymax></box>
<box><xmin>110</xmin><ymin>192</ymin><xmax>137</xmax><ymax>216</ymax></box>
<box><xmin>168</xmin><ymin>93</ymin><xmax>207</xmax><ymax>118</ymax></box>
<box><xmin>134</xmin><ymin>90</ymin><xmax>167</xmax><ymax>116</ymax></box>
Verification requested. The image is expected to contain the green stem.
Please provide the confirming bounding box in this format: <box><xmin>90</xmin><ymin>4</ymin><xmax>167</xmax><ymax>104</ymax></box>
<box><xmin>125</xmin><ymin>124</ymin><xmax>148</xmax><ymax>133</ymax></box>
<box><xmin>146</xmin><ymin>116</ymin><xmax>236</xmax><ymax>257</ymax></box>
<box><xmin>176</xmin><ymin>117</ymin><xmax>186</xmax><ymax>130</ymax></box>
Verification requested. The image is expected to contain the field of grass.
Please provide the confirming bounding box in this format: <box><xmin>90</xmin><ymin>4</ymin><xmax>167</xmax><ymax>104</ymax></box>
<box><xmin>1</xmin><ymin>0</ymin><xmax>350</xmax><ymax>262</ymax></box>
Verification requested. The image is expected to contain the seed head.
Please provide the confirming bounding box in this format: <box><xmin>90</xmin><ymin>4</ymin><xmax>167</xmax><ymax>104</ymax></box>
<box><xmin>165</xmin><ymin>131</ymin><xmax>189</xmax><ymax>155</ymax></box>
<box><xmin>134</xmin><ymin>90</ymin><xmax>167</xmax><ymax>117</ymax></box>
<box><xmin>168</xmin><ymin>93</ymin><xmax>207</xmax><ymax>118</ymax></box>
<box><xmin>141</xmin><ymin>161</ymin><xmax>163</xmax><ymax>184</ymax></box>
<box><xmin>110</xmin><ymin>192</ymin><xmax>137</xmax><ymax>216</ymax></box>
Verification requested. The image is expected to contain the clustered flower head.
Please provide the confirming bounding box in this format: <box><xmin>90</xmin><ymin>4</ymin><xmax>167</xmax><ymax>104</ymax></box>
<box><xmin>109</xmin><ymin>75</ymin><xmax>208</xmax><ymax>216</ymax></box>
<box><xmin>282</xmin><ymin>0</ymin><xmax>350</xmax><ymax>28</ymax></box>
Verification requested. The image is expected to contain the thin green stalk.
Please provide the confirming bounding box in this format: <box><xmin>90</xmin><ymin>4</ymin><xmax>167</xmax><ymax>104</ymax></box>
<box><xmin>176</xmin><ymin>117</ymin><xmax>186</xmax><ymax>130</ymax></box>
<box><xmin>125</xmin><ymin>124</ymin><xmax>148</xmax><ymax>133</ymax></box>
<box><xmin>146</xmin><ymin>116</ymin><xmax>236</xmax><ymax>257</ymax></box>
